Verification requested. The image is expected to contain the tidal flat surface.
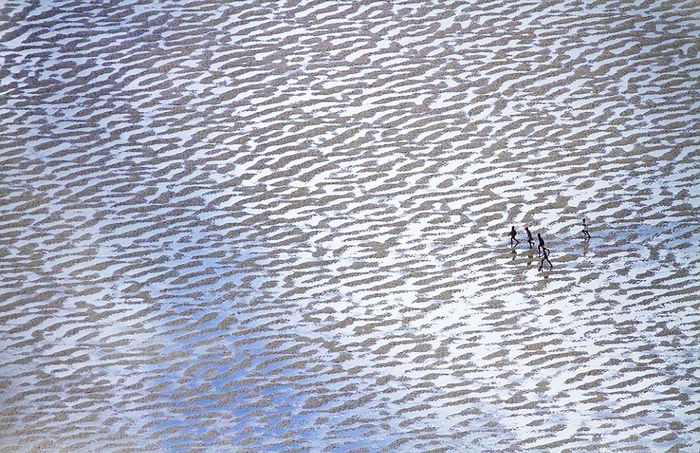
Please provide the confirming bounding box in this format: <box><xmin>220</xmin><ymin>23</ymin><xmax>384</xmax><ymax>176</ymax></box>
<box><xmin>0</xmin><ymin>0</ymin><xmax>699</xmax><ymax>451</ymax></box>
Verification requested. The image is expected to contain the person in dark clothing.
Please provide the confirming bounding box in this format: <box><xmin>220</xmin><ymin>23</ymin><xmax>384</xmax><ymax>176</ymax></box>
<box><xmin>539</xmin><ymin>246</ymin><xmax>553</xmax><ymax>271</ymax></box>
<box><xmin>537</xmin><ymin>233</ymin><xmax>546</xmax><ymax>256</ymax></box>
<box><xmin>525</xmin><ymin>227</ymin><xmax>534</xmax><ymax>249</ymax></box>
<box><xmin>510</xmin><ymin>226</ymin><xmax>519</xmax><ymax>247</ymax></box>
<box><xmin>582</xmin><ymin>218</ymin><xmax>592</xmax><ymax>240</ymax></box>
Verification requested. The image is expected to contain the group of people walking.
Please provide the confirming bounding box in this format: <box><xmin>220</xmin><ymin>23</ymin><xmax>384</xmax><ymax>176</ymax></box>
<box><xmin>509</xmin><ymin>219</ymin><xmax>591</xmax><ymax>271</ymax></box>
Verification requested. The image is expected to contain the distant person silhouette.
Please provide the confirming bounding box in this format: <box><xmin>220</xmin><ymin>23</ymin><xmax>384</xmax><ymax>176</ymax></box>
<box><xmin>582</xmin><ymin>218</ymin><xmax>592</xmax><ymax>240</ymax></box>
<box><xmin>509</xmin><ymin>226</ymin><xmax>519</xmax><ymax>247</ymax></box>
<box><xmin>538</xmin><ymin>247</ymin><xmax>553</xmax><ymax>271</ymax></box>
<box><xmin>537</xmin><ymin>233</ymin><xmax>547</xmax><ymax>256</ymax></box>
<box><xmin>525</xmin><ymin>227</ymin><xmax>534</xmax><ymax>249</ymax></box>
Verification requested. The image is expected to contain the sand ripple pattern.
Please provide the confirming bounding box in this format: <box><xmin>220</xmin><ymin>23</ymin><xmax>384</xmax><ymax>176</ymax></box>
<box><xmin>1</xmin><ymin>0</ymin><xmax>699</xmax><ymax>451</ymax></box>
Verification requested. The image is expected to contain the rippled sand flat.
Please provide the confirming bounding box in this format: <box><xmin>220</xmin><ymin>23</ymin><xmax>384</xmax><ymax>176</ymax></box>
<box><xmin>1</xmin><ymin>0</ymin><xmax>699</xmax><ymax>451</ymax></box>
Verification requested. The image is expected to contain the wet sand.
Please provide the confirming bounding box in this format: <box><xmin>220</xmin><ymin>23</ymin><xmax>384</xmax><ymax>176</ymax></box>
<box><xmin>1</xmin><ymin>0</ymin><xmax>699</xmax><ymax>451</ymax></box>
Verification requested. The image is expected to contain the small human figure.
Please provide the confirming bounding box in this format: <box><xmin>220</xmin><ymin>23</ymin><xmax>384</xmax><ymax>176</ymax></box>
<box><xmin>538</xmin><ymin>247</ymin><xmax>553</xmax><ymax>271</ymax></box>
<box><xmin>537</xmin><ymin>233</ymin><xmax>546</xmax><ymax>256</ymax></box>
<box><xmin>582</xmin><ymin>218</ymin><xmax>592</xmax><ymax>240</ymax></box>
<box><xmin>509</xmin><ymin>226</ymin><xmax>519</xmax><ymax>247</ymax></box>
<box><xmin>525</xmin><ymin>226</ymin><xmax>534</xmax><ymax>249</ymax></box>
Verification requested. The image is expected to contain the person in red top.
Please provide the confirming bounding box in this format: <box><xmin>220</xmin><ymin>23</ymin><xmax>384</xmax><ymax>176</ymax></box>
<box><xmin>509</xmin><ymin>226</ymin><xmax>519</xmax><ymax>247</ymax></box>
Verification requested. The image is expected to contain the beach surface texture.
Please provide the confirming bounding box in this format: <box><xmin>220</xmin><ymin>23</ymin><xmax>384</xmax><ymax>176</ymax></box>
<box><xmin>1</xmin><ymin>0</ymin><xmax>698</xmax><ymax>451</ymax></box>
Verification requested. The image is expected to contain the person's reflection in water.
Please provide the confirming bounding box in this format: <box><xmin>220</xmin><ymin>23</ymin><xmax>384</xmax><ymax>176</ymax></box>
<box><xmin>582</xmin><ymin>237</ymin><xmax>590</xmax><ymax>256</ymax></box>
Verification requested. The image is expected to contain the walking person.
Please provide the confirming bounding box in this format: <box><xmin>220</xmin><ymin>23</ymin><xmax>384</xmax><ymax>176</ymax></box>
<box><xmin>582</xmin><ymin>218</ymin><xmax>592</xmax><ymax>240</ymax></box>
<box><xmin>538</xmin><ymin>246</ymin><xmax>553</xmax><ymax>271</ymax></box>
<box><xmin>509</xmin><ymin>226</ymin><xmax>519</xmax><ymax>247</ymax></box>
<box><xmin>525</xmin><ymin>226</ymin><xmax>534</xmax><ymax>249</ymax></box>
<box><xmin>537</xmin><ymin>233</ymin><xmax>546</xmax><ymax>256</ymax></box>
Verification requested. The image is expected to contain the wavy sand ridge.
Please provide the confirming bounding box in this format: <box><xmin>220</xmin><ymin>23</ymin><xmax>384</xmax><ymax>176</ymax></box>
<box><xmin>0</xmin><ymin>0</ymin><xmax>698</xmax><ymax>451</ymax></box>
